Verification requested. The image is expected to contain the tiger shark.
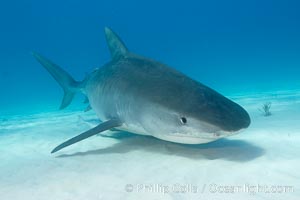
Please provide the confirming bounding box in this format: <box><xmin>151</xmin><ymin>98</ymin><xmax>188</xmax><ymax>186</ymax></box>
<box><xmin>33</xmin><ymin>27</ymin><xmax>250</xmax><ymax>153</ymax></box>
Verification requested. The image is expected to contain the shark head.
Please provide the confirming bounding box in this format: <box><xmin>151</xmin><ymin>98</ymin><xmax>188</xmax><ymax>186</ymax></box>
<box><xmin>138</xmin><ymin>84</ymin><xmax>251</xmax><ymax>144</ymax></box>
<box><xmin>127</xmin><ymin>56</ymin><xmax>251</xmax><ymax>144</ymax></box>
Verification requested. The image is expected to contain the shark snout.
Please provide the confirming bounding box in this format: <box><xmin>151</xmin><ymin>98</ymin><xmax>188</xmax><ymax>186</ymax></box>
<box><xmin>202</xmin><ymin>96</ymin><xmax>251</xmax><ymax>133</ymax></box>
<box><xmin>222</xmin><ymin>103</ymin><xmax>251</xmax><ymax>132</ymax></box>
<box><xmin>233</xmin><ymin>109</ymin><xmax>250</xmax><ymax>130</ymax></box>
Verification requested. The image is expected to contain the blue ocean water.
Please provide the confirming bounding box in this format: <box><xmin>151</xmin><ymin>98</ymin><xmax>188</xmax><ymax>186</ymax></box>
<box><xmin>0</xmin><ymin>1</ymin><xmax>300</xmax><ymax>200</ymax></box>
<box><xmin>0</xmin><ymin>0</ymin><xmax>299</xmax><ymax>116</ymax></box>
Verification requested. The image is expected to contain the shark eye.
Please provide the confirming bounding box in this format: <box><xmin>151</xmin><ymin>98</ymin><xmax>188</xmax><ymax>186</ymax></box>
<box><xmin>180</xmin><ymin>117</ymin><xmax>187</xmax><ymax>124</ymax></box>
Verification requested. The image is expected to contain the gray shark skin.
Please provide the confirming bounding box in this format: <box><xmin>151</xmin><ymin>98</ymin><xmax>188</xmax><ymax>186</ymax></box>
<box><xmin>33</xmin><ymin>27</ymin><xmax>250</xmax><ymax>153</ymax></box>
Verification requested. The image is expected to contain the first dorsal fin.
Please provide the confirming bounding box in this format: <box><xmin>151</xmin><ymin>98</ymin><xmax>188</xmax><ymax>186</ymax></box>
<box><xmin>104</xmin><ymin>27</ymin><xmax>129</xmax><ymax>60</ymax></box>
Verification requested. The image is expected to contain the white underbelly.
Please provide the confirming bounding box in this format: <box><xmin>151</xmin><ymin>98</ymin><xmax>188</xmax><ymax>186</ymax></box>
<box><xmin>117</xmin><ymin>123</ymin><xmax>150</xmax><ymax>136</ymax></box>
<box><xmin>152</xmin><ymin>133</ymin><xmax>218</xmax><ymax>144</ymax></box>
<box><xmin>119</xmin><ymin>122</ymin><xmax>218</xmax><ymax>144</ymax></box>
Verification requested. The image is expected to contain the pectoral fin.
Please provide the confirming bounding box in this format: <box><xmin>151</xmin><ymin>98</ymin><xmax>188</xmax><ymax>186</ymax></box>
<box><xmin>51</xmin><ymin>118</ymin><xmax>122</xmax><ymax>153</ymax></box>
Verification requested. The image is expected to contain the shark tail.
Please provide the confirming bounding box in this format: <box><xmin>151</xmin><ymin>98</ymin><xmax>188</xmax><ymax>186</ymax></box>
<box><xmin>32</xmin><ymin>52</ymin><xmax>83</xmax><ymax>109</ymax></box>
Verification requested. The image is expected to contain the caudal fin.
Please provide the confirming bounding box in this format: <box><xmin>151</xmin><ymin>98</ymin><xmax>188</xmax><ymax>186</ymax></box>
<box><xmin>32</xmin><ymin>52</ymin><xmax>81</xmax><ymax>109</ymax></box>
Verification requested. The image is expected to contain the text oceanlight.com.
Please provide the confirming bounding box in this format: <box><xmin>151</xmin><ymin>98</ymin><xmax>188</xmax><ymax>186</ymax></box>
<box><xmin>125</xmin><ymin>183</ymin><xmax>294</xmax><ymax>195</ymax></box>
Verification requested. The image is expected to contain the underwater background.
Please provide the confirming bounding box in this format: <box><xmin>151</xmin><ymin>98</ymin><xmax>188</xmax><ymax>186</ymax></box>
<box><xmin>0</xmin><ymin>0</ymin><xmax>299</xmax><ymax>200</ymax></box>
<box><xmin>1</xmin><ymin>0</ymin><xmax>300</xmax><ymax>116</ymax></box>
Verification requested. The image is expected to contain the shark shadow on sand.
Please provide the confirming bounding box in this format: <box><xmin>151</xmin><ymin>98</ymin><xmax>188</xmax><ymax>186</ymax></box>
<box><xmin>57</xmin><ymin>133</ymin><xmax>265</xmax><ymax>163</ymax></box>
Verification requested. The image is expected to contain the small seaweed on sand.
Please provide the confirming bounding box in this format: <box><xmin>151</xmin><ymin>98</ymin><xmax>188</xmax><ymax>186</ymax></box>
<box><xmin>259</xmin><ymin>102</ymin><xmax>272</xmax><ymax>116</ymax></box>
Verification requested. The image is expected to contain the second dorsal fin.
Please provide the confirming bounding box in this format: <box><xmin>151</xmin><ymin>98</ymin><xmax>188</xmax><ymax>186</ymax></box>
<box><xmin>104</xmin><ymin>27</ymin><xmax>129</xmax><ymax>60</ymax></box>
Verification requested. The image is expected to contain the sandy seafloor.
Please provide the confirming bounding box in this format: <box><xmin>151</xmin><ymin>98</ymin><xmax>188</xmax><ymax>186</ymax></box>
<box><xmin>0</xmin><ymin>89</ymin><xmax>299</xmax><ymax>200</ymax></box>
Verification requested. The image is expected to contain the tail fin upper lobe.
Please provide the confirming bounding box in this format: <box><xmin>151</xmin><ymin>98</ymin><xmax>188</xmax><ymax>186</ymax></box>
<box><xmin>32</xmin><ymin>52</ymin><xmax>81</xmax><ymax>109</ymax></box>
